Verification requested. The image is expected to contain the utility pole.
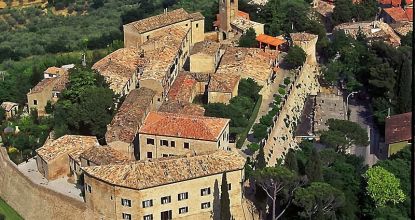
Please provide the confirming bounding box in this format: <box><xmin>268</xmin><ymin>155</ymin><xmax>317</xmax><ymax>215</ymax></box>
<box><xmin>346</xmin><ymin>91</ymin><xmax>358</xmax><ymax>120</ymax></box>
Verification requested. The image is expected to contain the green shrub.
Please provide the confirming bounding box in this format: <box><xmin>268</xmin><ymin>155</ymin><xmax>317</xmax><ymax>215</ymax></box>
<box><xmin>260</xmin><ymin>114</ymin><xmax>273</xmax><ymax>127</ymax></box>
<box><xmin>279</xmin><ymin>88</ymin><xmax>286</xmax><ymax>95</ymax></box>
<box><xmin>274</xmin><ymin>95</ymin><xmax>281</xmax><ymax>104</ymax></box>
<box><xmin>284</xmin><ymin>77</ymin><xmax>291</xmax><ymax>85</ymax></box>
<box><xmin>247</xmin><ymin>143</ymin><xmax>260</xmax><ymax>152</ymax></box>
<box><xmin>253</xmin><ymin>123</ymin><xmax>268</xmax><ymax>140</ymax></box>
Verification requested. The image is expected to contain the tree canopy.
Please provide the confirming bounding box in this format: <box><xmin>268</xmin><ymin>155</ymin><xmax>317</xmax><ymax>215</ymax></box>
<box><xmin>364</xmin><ymin>166</ymin><xmax>405</xmax><ymax>207</ymax></box>
<box><xmin>284</xmin><ymin>45</ymin><xmax>306</xmax><ymax>69</ymax></box>
<box><xmin>238</xmin><ymin>28</ymin><xmax>257</xmax><ymax>48</ymax></box>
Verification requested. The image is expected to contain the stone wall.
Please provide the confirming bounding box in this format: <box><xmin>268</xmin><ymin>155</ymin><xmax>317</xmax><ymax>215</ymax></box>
<box><xmin>263</xmin><ymin>63</ymin><xmax>320</xmax><ymax>166</ymax></box>
<box><xmin>0</xmin><ymin>147</ymin><xmax>88</xmax><ymax>220</ymax></box>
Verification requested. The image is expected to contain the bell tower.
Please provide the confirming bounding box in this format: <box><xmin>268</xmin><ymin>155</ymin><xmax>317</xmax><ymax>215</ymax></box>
<box><xmin>218</xmin><ymin>0</ymin><xmax>238</xmax><ymax>40</ymax></box>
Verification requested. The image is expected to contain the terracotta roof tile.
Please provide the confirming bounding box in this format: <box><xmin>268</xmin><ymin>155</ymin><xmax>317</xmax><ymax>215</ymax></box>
<box><xmin>82</xmin><ymin>150</ymin><xmax>245</xmax><ymax>190</ymax></box>
<box><xmin>139</xmin><ymin>111</ymin><xmax>229</xmax><ymax>141</ymax></box>
<box><xmin>405</xmin><ymin>8</ymin><xmax>413</xmax><ymax>21</ymax></box>
<box><xmin>231</xmin><ymin>17</ymin><xmax>263</xmax><ymax>32</ymax></box>
<box><xmin>237</xmin><ymin>10</ymin><xmax>250</xmax><ymax>20</ymax></box>
<box><xmin>190</xmin><ymin>40</ymin><xmax>222</xmax><ymax>56</ymax></box>
<box><xmin>105</xmin><ymin>88</ymin><xmax>156</xmax><ymax>144</ymax></box>
<box><xmin>189</xmin><ymin>12</ymin><xmax>205</xmax><ymax>21</ymax></box>
<box><xmin>159</xmin><ymin>101</ymin><xmax>205</xmax><ymax>116</ymax></box>
<box><xmin>390</xmin><ymin>21</ymin><xmax>413</xmax><ymax>36</ymax></box>
<box><xmin>384</xmin><ymin>7</ymin><xmax>409</xmax><ymax>22</ymax></box>
<box><xmin>290</xmin><ymin>32</ymin><xmax>318</xmax><ymax>41</ymax></box>
<box><xmin>217</xmin><ymin>47</ymin><xmax>277</xmax><ymax>85</ymax></box>
<box><xmin>167</xmin><ymin>73</ymin><xmax>197</xmax><ymax>102</ymax></box>
<box><xmin>36</xmin><ymin>135</ymin><xmax>99</xmax><ymax>162</ymax></box>
<box><xmin>208</xmin><ymin>73</ymin><xmax>240</xmax><ymax>93</ymax></box>
<box><xmin>80</xmin><ymin>146</ymin><xmax>130</xmax><ymax>165</ymax></box>
<box><xmin>385</xmin><ymin>112</ymin><xmax>412</xmax><ymax>144</ymax></box>
<box><xmin>126</xmin><ymin>8</ymin><xmax>192</xmax><ymax>34</ymax></box>
<box><xmin>44</xmin><ymin>67</ymin><xmax>66</xmax><ymax>76</ymax></box>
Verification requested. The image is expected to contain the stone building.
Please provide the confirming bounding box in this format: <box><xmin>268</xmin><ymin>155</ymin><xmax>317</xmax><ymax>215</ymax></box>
<box><xmin>105</xmin><ymin>88</ymin><xmax>157</xmax><ymax>159</ymax></box>
<box><xmin>159</xmin><ymin>101</ymin><xmax>206</xmax><ymax>116</ymax></box>
<box><xmin>92</xmin><ymin>48</ymin><xmax>142</xmax><ymax>96</ymax></box>
<box><xmin>290</xmin><ymin>32</ymin><xmax>319</xmax><ymax>65</ymax></box>
<box><xmin>43</xmin><ymin>66</ymin><xmax>67</xmax><ymax>79</ymax></box>
<box><xmin>216</xmin><ymin>47</ymin><xmax>278</xmax><ymax>87</ymax></box>
<box><xmin>82</xmin><ymin>150</ymin><xmax>246</xmax><ymax>220</ymax></box>
<box><xmin>1</xmin><ymin>102</ymin><xmax>18</xmax><ymax>119</ymax></box>
<box><xmin>35</xmin><ymin>135</ymin><xmax>99</xmax><ymax>180</ymax></box>
<box><xmin>190</xmin><ymin>40</ymin><xmax>224</xmax><ymax>73</ymax></box>
<box><xmin>123</xmin><ymin>8</ymin><xmax>205</xmax><ymax>48</ymax></box>
<box><xmin>208</xmin><ymin>73</ymin><xmax>240</xmax><ymax>104</ymax></box>
<box><xmin>333</xmin><ymin>21</ymin><xmax>401</xmax><ymax>47</ymax></box>
<box><xmin>166</xmin><ymin>72</ymin><xmax>198</xmax><ymax>103</ymax></box>
<box><xmin>137</xmin><ymin>111</ymin><xmax>230</xmax><ymax>160</ymax></box>
<box><xmin>27</xmin><ymin>69</ymin><xmax>69</xmax><ymax>116</ymax></box>
<box><xmin>215</xmin><ymin>0</ymin><xmax>264</xmax><ymax>40</ymax></box>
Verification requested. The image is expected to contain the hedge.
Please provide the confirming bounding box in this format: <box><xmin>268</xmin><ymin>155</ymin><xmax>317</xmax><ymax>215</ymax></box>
<box><xmin>236</xmin><ymin>95</ymin><xmax>262</xmax><ymax>148</ymax></box>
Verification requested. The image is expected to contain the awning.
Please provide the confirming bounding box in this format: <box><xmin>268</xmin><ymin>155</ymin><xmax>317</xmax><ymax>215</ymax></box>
<box><xmin>256</xmin><ymin>34</ymin><xmax>286</xmax><ymax>47</ymax></box>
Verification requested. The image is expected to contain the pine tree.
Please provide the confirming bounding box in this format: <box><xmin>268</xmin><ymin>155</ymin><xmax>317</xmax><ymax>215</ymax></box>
<box><xmin>256</xmin><ymin>146</ymin><xmax>267</xmax><ymax>169</ymax></box>
<box><xmin>284</xmin><ymin>149</ymin><xmax>298</xmax><ymax>173</ymax></box>
<box><xmin>220</xmin><ymin>172</ymin><xmax>231</xmax><ymax>220</ymax></box>
<box><xmin>305</xmin><ymin>148</ymin><xmax>323</xmax><ymax>182</ymax></box>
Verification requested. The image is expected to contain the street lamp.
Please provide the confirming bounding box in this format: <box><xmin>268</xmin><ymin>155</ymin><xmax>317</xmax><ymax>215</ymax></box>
<box><xmin>346</xmin><ymin>91</ymin><xmax>358</xmax><ymax>120</ymax></box>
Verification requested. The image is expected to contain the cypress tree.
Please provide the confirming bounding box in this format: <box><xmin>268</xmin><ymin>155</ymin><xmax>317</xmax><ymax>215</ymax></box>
<box><xmin>256</xmin><ymin>146</ymin><xmax>267</xmax><ymax>169</ymax></box>
<box><xmin>220</xmin><ymin>172</ymin><xmax>231</xmax><ymax>220</ymax></box>
<box><xmin>305</xmin><ymin>148</ymin><xmax>323</xmax><ymax>182</ymax></box>
<box><xmin>397</xmin><ymin>60</ymin><xmax>412</xmax><ymax>113</ymax></box>
<box><xmin>284</xmin><ymin>149</ymin><xmax>298</xmax><ymax>173</ymax></box>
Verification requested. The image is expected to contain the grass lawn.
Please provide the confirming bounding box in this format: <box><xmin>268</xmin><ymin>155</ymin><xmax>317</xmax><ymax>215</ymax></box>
<box><xmin>0</xmin><ymin>198</ymin><xmax>23</xmax><ymax>220</ymax></box>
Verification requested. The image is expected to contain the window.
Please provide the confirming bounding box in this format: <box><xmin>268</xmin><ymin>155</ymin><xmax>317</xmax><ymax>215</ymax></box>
<box><xmin>143</xmin><ymin>214</ymin><xmax>153</xmax><ymax>220</ymax></box>
<box><xmin>147</xmin><ymin>152</ymin><xmax>153</xmax><ymax>158</ymax></box>
<box><xmin>196</xmin><ymin>23</ymin><xmax>199</xmax><ymax>28</ymax></box>
<box><xmin>201</xmin><ymin>187</ymin><xmax>211</xmax><ymax>196</ymax></box>
<box><xmin>147</xmin><ymin>138</ymin><xmax>155</xmax><ymax>145</ymax></box>
<box><xmin>122</xmin><ymin>213</ymin><xmax>131</xmax><ymax>220</ymax></box>
<box><xmin>142</xmin><ymin>199</ymin><xmax>153</xmax><ymax>208</ymax></box>
<box><xmin>162</xmin><ymin>154</ymin><xmax>168</xmax><ymax>158</ymax></box>
<box><xmin>201</xmin><ymin>202</ymin><xmax>210</xmax><ymax>209</ymax></box>
<box><xmin>179</xmin><ymin>207</ymin><xmax>188</xmax><ymax>214</ymax></box>
<box><xmin>170</xmin><ymin>141</ymin><xmax>175</xmax><ymax>147</ymax></box>
<box><xmin>178</xmin><ymin>192</ymin><xmax>188</xmax><ymax>201</ymax></box>
<box><xmin>228</xmin><ymin>183</ymin><xmax>231</xmax><ymax>191</ymax></box>
<box><xmin>161</xmin><ymin>196</ymin><xmax>171</xmax><ymax>204</ymax></box>
<box><xmin>86</xmin><ymin>184</ymin><xmax>92</xmax><ymax>193</ymax></box>
<box><xmin>184</xmin><ymin>142</ymin><xmax>190</xmax><ymax>149</ymax></box>
<box><xmin>33</xmin><ymin>100</ymin><xmax>38</xmax><ymax>105</ymax></box>
<box><xmin>146</xmin><ymin>35</ymin><xmax>150</xmax><ymax>40</ymax></box>
<box><xmin>160</xmin><ymin>140</ymin><xmax>169</xmax><ymax>146</ymax></box>
<box><xmin>121</xmin><ymin>198</ymin><xmax>131</xmax><ymax>207</ymax></box>
<box><xmin>218</xmin><ymin>141</ymin><xmax>221</xmax><ymax>147</ymax></box>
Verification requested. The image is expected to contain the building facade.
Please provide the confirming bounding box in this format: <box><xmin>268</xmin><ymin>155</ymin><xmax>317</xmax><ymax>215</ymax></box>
<box><xmin>137</xmin><ymin>111</ymin><xmax>231</xmax><ymax>160</ymax></box>
<box><xmin>82</xmin><ymin>151</ymin><xmax>246</xmax><ymax>220</ymax></box>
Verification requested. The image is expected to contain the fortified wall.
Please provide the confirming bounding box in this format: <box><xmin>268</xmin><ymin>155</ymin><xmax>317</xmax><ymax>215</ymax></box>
<box><xmin>0</xmin><ymin>147</ymin><xmax>88</xmax><ymax>220</ymax></box>
<box><xmin>263</xmin><ymin>33</ymin><xmax>320</xmax><ymax>166</ymax></box>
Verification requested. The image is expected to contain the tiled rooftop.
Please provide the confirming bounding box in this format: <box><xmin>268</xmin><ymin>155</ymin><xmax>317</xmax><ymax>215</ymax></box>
<box><xmin>106</xmin><ymin>87</ymin><xmax>156</xmax><ymax>144</ymax></box>
<box><xmin>92</xmin><ymin>48</ymin><xmax>142</xmax><ymax>94</ymax></box>
<box><xmin>28</xmin><ymin>78</ymin><xmax>56</xmax><ymax>94</ymax></box>
<box><xmin>44</xmin><ymin>66</ymin><xmax>66</xmax><ymax>76</ymax></box>
<box><xmin>139</xmin><ymin>26</ymin><xmax>190</xmax><ymax>82</ymax></box>
<box><xmin>190</xmin><ymin>40</ymin><xmax>221</xmax><ymax>56</ymax></box>
<box><xmin>82</xmin><ymin>150</ymin><xmax>245</xmax><ymax>190</ymax></box>
<box><xmin>52</xmin><ymin>72</ymin><xmax>69</xmax><ymax>92</ymax></box>
<box><xmin>383</xmin><ymin>7</ymin><xmax>410</xmax><ymax>22</ymax></box>
<box><xmin>216</xmin><ymin>47</ymin><xmax>277</xmax><ymax>85</ymax></box>
<box><xmin>139</xmin><ymin>111</ymin><xmax>229</xmax><ymax>141</ymax></box>
<box><xmin>314</xmin><ymin>0</ymin><xmax>335</xmax><ymax>17</ymax></box>
<box><xmin>1</xmin><ymin>102</ymin><xmax>18</xmax><ymax>112</ymax></box>
<box><xmin>390</xmin><ymin>21</ymin><xmax>413</xmax><ymax>36</ymax></box>
<box><xmin>167</xmin><ymin>73</ymin><xmax>197</xmax><ymax>102</ymax></box>
<box><xmin>208</xmin><ymin>73</ymin><xmax>240</xmax><ymax>93</ymax></box>
<box><xmin>126</xmin><ymin>8</ymin><xmax>192</xmax><ymax>34</ymax></box>
<box><xmin>385</xmin><ymin>112</ymin><xmax>412</xmax><ymax>144</ymax></box>
<box><xmin>36</xmin><ymin>135</ymin><xmax>99</xmax><ymax>162</ymax></box>
<box><xmin>334</xmin><ymin>21</ymin><xmax>401</xmax><ymax>47</ymax></box>
<box><xmin>159</xmin><ymin>101</ymin><xmax>205</xmax><ymax>116</ymax></box>
<box><xmin>290</xmin><ymin>32</ymin><xmax>318</xmax><ymax>42</ymax></box>
<box><xmin>231</xmin><ymin>17</ymin><xmax>263</xmax><ymax>32</ymax></box>
<box><xmin>80</xmin><ymin>146</ymin><xmax>130</xmax><ymax>166</ymax></box>
<box><xmin>189</xmin><ymin>12</ymin><xmax>205</xmax><ymax>21</ymax></box>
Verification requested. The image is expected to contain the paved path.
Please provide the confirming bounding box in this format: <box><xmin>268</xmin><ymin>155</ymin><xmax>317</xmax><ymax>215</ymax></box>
<box><xmin>17</xmin><ymin>158</ymin><xmax>84</xmax><ymax>201</ymax></box>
